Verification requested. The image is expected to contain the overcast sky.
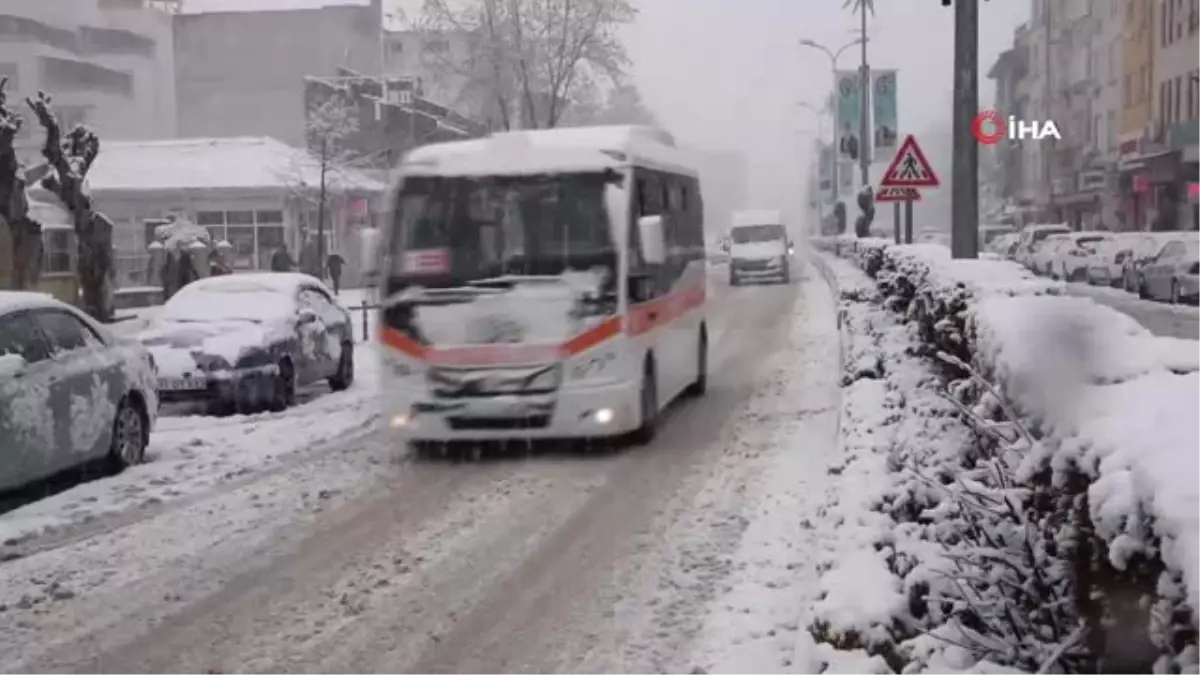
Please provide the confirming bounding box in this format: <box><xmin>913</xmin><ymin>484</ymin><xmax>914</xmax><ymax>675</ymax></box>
<box><xmin>622</xmin><ymin>0</ymin><xmax>1031</xmax><ymax>225</ymax></box>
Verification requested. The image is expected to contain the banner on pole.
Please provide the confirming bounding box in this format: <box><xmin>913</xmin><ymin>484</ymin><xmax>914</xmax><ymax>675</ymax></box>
<box><xmin>818</xmin><ymin>144</ymin><xmax>834</xmax><ymax>202</ymax></box>
<box><xmin>872</xmin><ymin>70</ymin><xmax>898</xmax><ymax>154</ymax></box>
<box><xmin>835</xmin><ymin>70</ymin><xmax>862</xmax><ymax>161</ymax></box>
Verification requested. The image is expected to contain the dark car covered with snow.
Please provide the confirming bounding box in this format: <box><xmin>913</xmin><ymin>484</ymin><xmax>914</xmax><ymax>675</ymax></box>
<box><xmin>0</xmin><ymin>291</ymin><xmax>158</xmax><ymax>492</ymax></box>
<box><xmin>137</xmin><ymin>273</ymin><xmax>354</xmax><ymax>413</ymax></box>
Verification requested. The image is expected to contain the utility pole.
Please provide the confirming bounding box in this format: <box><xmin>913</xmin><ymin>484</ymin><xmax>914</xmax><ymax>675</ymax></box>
<box><xmin>950</xmin><ymin>0</ymin><xmax>980</xmax><ymax>258</ymax></box>
<box><xmin>857</xmin><ymin>1</ymin><xmax>871</xmax><ymax>187</ymax></box>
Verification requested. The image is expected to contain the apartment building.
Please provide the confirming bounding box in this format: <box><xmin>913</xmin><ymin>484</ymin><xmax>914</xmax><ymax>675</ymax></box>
<box><xmin>0</xmin><ymin>0</ymin><xmax>177</xmax><ymax>159</ymax></box>
<box><xmin>173</xmin><ymin>0</ymin><xmax>383</xmax><ymax>146</ymax></box>
<box><xmin>1119</xmin><ymin>0</ymin><xmax>1159</xmax><ymax>229</ymax></box>
<box><xmin>1151</xmin><ymin>0</ymin><xmax>1199</xmax><ymax>230</ymax></box>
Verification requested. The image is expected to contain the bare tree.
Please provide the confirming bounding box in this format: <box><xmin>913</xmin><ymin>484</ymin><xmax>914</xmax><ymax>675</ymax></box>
<box><xmin>300</xmin><ymin>94</ymin><xmax>361</xmax><ymax>277</ymax></box>
<box><xmin>577</xmin><ymin>81</ymin><xmax>658</xmax><ymax>126</ymax></box>
<box><xmin>0</xmin><ymin>78</ymin><xmax>42</xmax><ymax>290</ymax></box>
<box><xmin>419</xmin><ymin>0</ymin><xmax>636</xmax><ymax>130</ymax></box>
<box><xmin>26</xmin><ymin>91</ymin><xmax>114</xmax><ymax>322</ymax></box>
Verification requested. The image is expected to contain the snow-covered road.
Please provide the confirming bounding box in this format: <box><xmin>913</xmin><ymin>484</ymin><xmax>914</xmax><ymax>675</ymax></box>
<box><xmin>0</xmin><ymin>262</ymin><xmax>844</xmax><ymax>673</ymax></box>
<box><xmin>1065</xmin><ymin>282</ymin><xmax>1199</xmax><ymax>339</ymax></box>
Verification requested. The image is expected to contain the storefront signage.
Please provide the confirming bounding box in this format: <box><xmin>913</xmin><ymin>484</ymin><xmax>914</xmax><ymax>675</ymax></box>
<box><xmin>1078</xmin><ymin>170</ymin><xmax>1106</xmax><ymax>193</ymax></box>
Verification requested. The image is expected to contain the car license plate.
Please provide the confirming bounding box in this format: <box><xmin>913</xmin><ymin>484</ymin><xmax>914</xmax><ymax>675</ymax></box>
<box><xmin>159</xmin><ymin>377</ymin><xmax>207</xmax><ymax>392</ymax></box>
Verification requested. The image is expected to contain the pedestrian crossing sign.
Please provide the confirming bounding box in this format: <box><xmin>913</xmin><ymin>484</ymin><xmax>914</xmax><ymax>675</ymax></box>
<box><xmin>880</xmin><ymin>135</ymin><xmax>940</xmax><ymax>188</ymax></box>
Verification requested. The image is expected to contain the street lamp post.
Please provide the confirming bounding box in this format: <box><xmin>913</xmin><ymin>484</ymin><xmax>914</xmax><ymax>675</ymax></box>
<box><xmin>799</xmin><ymin>37</ymin><xmax>864</xmax><ymax>194</ymax></box>
<box><xmin>797</xmin><ymin>101</ymin><xmax>830</xmax><ymax>215</ymax></box>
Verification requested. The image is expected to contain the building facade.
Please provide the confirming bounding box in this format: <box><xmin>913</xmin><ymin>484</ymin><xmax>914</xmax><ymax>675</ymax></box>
<box><xmin>1150</xmin><ymin>0</ymin><xmax>1199</xmax><ymax>230</ymax></box>
<box><xmin>0</xmin><ymin>0</ymin><xmax>177</xmax><ymax>161</ymax></box>
<box><xmin>987</xmin><ymin>32</ymin><xmax>1029</xmax><ymax>212</ymax></box>
<box><xmin>87</xmin><ymin>136</ymin><xmax>385</xmax><ymax>288</ymax></box>
<box><xmin>172</xmin><ymin>0</ymin><xmax>383</xmax><ymax>146</ymax></box>
<box><xmin>1119</xmin><ymin>0</ymin><xmax>1161</xmax><ymax>230</ymax></box>
<box><xmin>303</xmin><ymin>69</ymin><xmax>485</xmax><ymax>177</ymax></box>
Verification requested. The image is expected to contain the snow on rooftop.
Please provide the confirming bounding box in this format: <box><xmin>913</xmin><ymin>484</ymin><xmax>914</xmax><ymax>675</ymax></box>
<box><xmin>89</xmin><ymin>137</ymin><xmax>386</xmax><ymax>194</ymax></box>
<box><xmin>403</xmin><ymin>125</ymin><xmax>696</xmax><ymax>179</ymax></box>
<box><xmin>180</xmin><ymin>0</ymin><xmax>370</xmax><ymax>14</ymax></box>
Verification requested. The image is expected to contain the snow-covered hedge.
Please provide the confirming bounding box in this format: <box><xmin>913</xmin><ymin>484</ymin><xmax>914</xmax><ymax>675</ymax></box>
<box><xmin>810</xmin><ymin>238</ymin><xmax>1199</xmax><ymax>673</ymax></box>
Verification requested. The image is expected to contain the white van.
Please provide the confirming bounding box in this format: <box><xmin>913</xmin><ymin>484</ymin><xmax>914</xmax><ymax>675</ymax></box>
<box><xmin>728</xmin><ymin>210</ymin><xmax>792</xmax><ymax>285</ymax></box>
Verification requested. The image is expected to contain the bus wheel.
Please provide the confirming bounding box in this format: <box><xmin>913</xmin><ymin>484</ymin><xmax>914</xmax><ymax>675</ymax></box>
<box><xmin>685</xmin><ymin>328</ymin><xmax>707</xmax><ymax>397</ymax></box>
<box><xmin>629</xmin><ymin>361</ymin><xmax>658</xmax><ymax>446</ymax></box>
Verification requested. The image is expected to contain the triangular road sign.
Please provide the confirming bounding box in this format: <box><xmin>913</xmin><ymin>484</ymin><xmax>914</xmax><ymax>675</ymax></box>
<box><xmin>880</xmin><ymin>135</ymin><xmax>940</xmax><ymax>188</ymax></box>
<box><xmin>875</xmin><ymin>186</ymin><xmax>921</xmax><ymax>202</ymax></box>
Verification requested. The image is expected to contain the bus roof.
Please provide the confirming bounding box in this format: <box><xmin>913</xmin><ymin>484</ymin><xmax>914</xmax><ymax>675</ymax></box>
<box><xmin>732</xmin><ymin>209</ymin><xmax>783</xmax><ymax>227</ymax></box>
<box><xmin>401</xmin><ymin>125</ymin><xmax>699</xmax><ymax>179</ymax></box>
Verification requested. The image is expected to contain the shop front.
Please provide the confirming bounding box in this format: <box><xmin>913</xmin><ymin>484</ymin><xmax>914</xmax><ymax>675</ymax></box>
<box><xmin>1142</xmin><ymin>149</ymin><xmax>1194</xmax><ymax>231</ymax></box>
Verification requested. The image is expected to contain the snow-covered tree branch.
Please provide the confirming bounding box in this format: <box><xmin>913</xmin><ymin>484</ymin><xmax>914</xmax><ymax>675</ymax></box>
<box><xmin>0</xmin><ymin>77</ymin><xmax>42</xmax><ymax>291</ymax></box>
<box><xmin>418</xmin><ymin>0</ymin><xmax>636</xmax><ymax>130</ymax></box>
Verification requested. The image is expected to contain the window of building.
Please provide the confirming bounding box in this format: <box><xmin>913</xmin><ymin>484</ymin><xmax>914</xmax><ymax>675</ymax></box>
<box><xmin>192</xmin><ymin>209</ymin><xmax>287</xmax><ymax>270</ymax></box>
<box><xmin>42</xmin><ymin>229</ymin><xmax>73</xmax><ymax>275</ymax></box>
<box><xmin>0</xmin><ymin>14</ymin><xmax>78</xmax><ymax>52</ymax></box>
<box><xmin>422</xmin><ymin>38</ymin><xmax>449</xmax><ymax>54</ymax></box>
<box><xmin>80</xmin><ymin>26</ymin><xmax>154</xmax><ymax>57</ymax></box>
<box><xmin>1176</xmin><ymin>76</ymin><xmax>1185</xmax><ymax>123</ymax></box>
<box><xmin>38</xmin><ymin>56</ymin><xmax>133</xmax><ymax>97</ymax></box>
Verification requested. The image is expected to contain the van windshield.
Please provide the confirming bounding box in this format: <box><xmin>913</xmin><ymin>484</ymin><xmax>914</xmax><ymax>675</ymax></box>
<box><xmin>731</xmin><ymin>224</ymin><xmax>785</xmax><ymax>243</ymax></box>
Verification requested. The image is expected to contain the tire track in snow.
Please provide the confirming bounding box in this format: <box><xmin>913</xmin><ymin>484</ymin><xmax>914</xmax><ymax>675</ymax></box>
<box><xmin>402</xmin><ymin>281</ymin><xmax>801</xmax><ymax>673</ymax></box>
<box><xmin>2</xmin><ymin>421</ymin><xmax>381</xmax><ymax>561</ymax></box>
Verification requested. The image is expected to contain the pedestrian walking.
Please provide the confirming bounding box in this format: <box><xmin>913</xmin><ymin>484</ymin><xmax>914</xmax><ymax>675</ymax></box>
<box><xmin>271</xmin><ymin>244</ymin><xmax>296</xmax><ymax>272</ymax></box>
<box><xmin>326</xmin><ymin>252</ymin><xmax>345</xmax><ymax>295</ymax></box>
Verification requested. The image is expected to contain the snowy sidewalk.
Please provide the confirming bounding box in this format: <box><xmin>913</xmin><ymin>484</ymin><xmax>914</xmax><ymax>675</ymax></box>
<box><xmin>0</xmin><ymin>289</ymin><xmax>384</xmax><ymax>549</ymax></box>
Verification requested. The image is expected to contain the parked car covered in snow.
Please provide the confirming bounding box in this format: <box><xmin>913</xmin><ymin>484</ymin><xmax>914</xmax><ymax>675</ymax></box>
<box><xmin>1029</xmin><ymin>234</ymin><xmax>1070</xmax><ymax>276</ymax></box>
<box><xmin>1052</xmin><ymin>232</ymin><xmax>1111</xmax><ymax>282</ymax></box>
<box><xmin>1085</xmin><ymin>233</ymin><xmax>1143</xmax><ymax>287</ymax></box>
<box><xmin>0</xmin><ymin>292</ymin><xmax>158</xmax><ymax>491</ymax></box>
<box><xmin>1138</xmin><ymin>237</ymin><xmax>1200</xmax><ymax>304</ymax></box>
<box><xmin>1121</xmin><ymin>232</ymin><xmax>1186</xmax><ymax>294</ymax></box>
<box><xmin>1016</xmin><ymin>223</ymin><xmax>1071</xmax><ymax>269</ymax></box>
<box><xmin>137</xmin><ymin>273</ymin><xmax>354</xmax><ymax>414</ymax></box>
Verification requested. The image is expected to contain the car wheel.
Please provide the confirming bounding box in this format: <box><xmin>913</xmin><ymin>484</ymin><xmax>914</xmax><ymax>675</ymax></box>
<box><xmin>684</xmin><ymin>328</ymin><xmax>707</xmax><ymax>398</ymax></box>
<box><xmin>628</xmin><ymin>361</ymin><xmax>658</xmax><ymax>446</ymax></box>
<box><xmin>108</xmin><ymin>397</ymin><xmax>146</xmax><ymax>470</ymax></box>
<box><xmin>1170</xmin><ymin>279</ymin><xmax>1181</xmax><ymax>304</ymax></box>
<box><xmin>329</xmin><ymin>342</ymin><xmax>355</xmax><ymax>391</ymax></box>
<box><xmin>269</xmin><ymin>359</ymin><xmax>297</xmax><ymax>412</ymax></box>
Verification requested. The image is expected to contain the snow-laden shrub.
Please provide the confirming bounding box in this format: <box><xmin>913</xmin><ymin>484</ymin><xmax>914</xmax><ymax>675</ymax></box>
<box><xmin>817</xmin><ymin>243</ymin><xmax>1199</xmax><ymax>673</ymax></box>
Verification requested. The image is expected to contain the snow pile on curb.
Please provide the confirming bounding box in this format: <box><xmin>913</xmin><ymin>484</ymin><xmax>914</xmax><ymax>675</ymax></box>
<box><xmin>809</xmin><ymin>238</ymin><xmax>1199</xmax><ymax>673</ymax></box>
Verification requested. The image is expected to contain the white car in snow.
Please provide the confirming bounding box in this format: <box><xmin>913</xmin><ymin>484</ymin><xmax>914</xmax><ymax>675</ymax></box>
<box><xmin>0</xmin><ymin>291</ymin><xmax>158</xmax><ymax>492</ymax></box>
<box><xmin>1053</xmin><ymin>232</ymin><xmax>1111</xmax><ymax>282</ymax></box>
<box><xmin>728</xmin><ymin>210</ymin><xmax>793</xmax><ymax>285</ymax></box>
<box><xmin>1016</xmin><ymin>223</ymin><xmax>1071</xmax><ymax>269</ymax></box>
<box><xmin>138</xmin><ymin>273</ymin><xmax>355</xmax><ymax>414</ymax></box>
<box><xmin>1085</xmin><ymin>233</ymin><xmax>1144</xmax><ymax>287</ymax></box>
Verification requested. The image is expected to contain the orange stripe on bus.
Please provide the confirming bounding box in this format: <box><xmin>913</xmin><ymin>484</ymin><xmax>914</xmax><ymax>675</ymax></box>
<box><xmin>628</xmin><ymin>282</ymin><xmax>706</xmax><ymax>336</ymax></box>
<box><xmin>560</xmin><ymin>316</ymin><xmax>623</xmax><ymax>357</ymax></box>
<box><xmin>380</xmin><ymin>326</ymin><xmax>428</xmax><ymax>359</ymax></box>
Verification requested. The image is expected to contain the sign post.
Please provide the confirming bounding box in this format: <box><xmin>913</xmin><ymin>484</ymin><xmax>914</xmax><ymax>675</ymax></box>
<box><xmin>880</xmin><ymin>135</ymin><xmax>939</xmax><ymax>245</ymax></box>
<box><xmin>904</xmin><ymin>196</ymin><xmax>915</xmax><ymax>244</ymax></box>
